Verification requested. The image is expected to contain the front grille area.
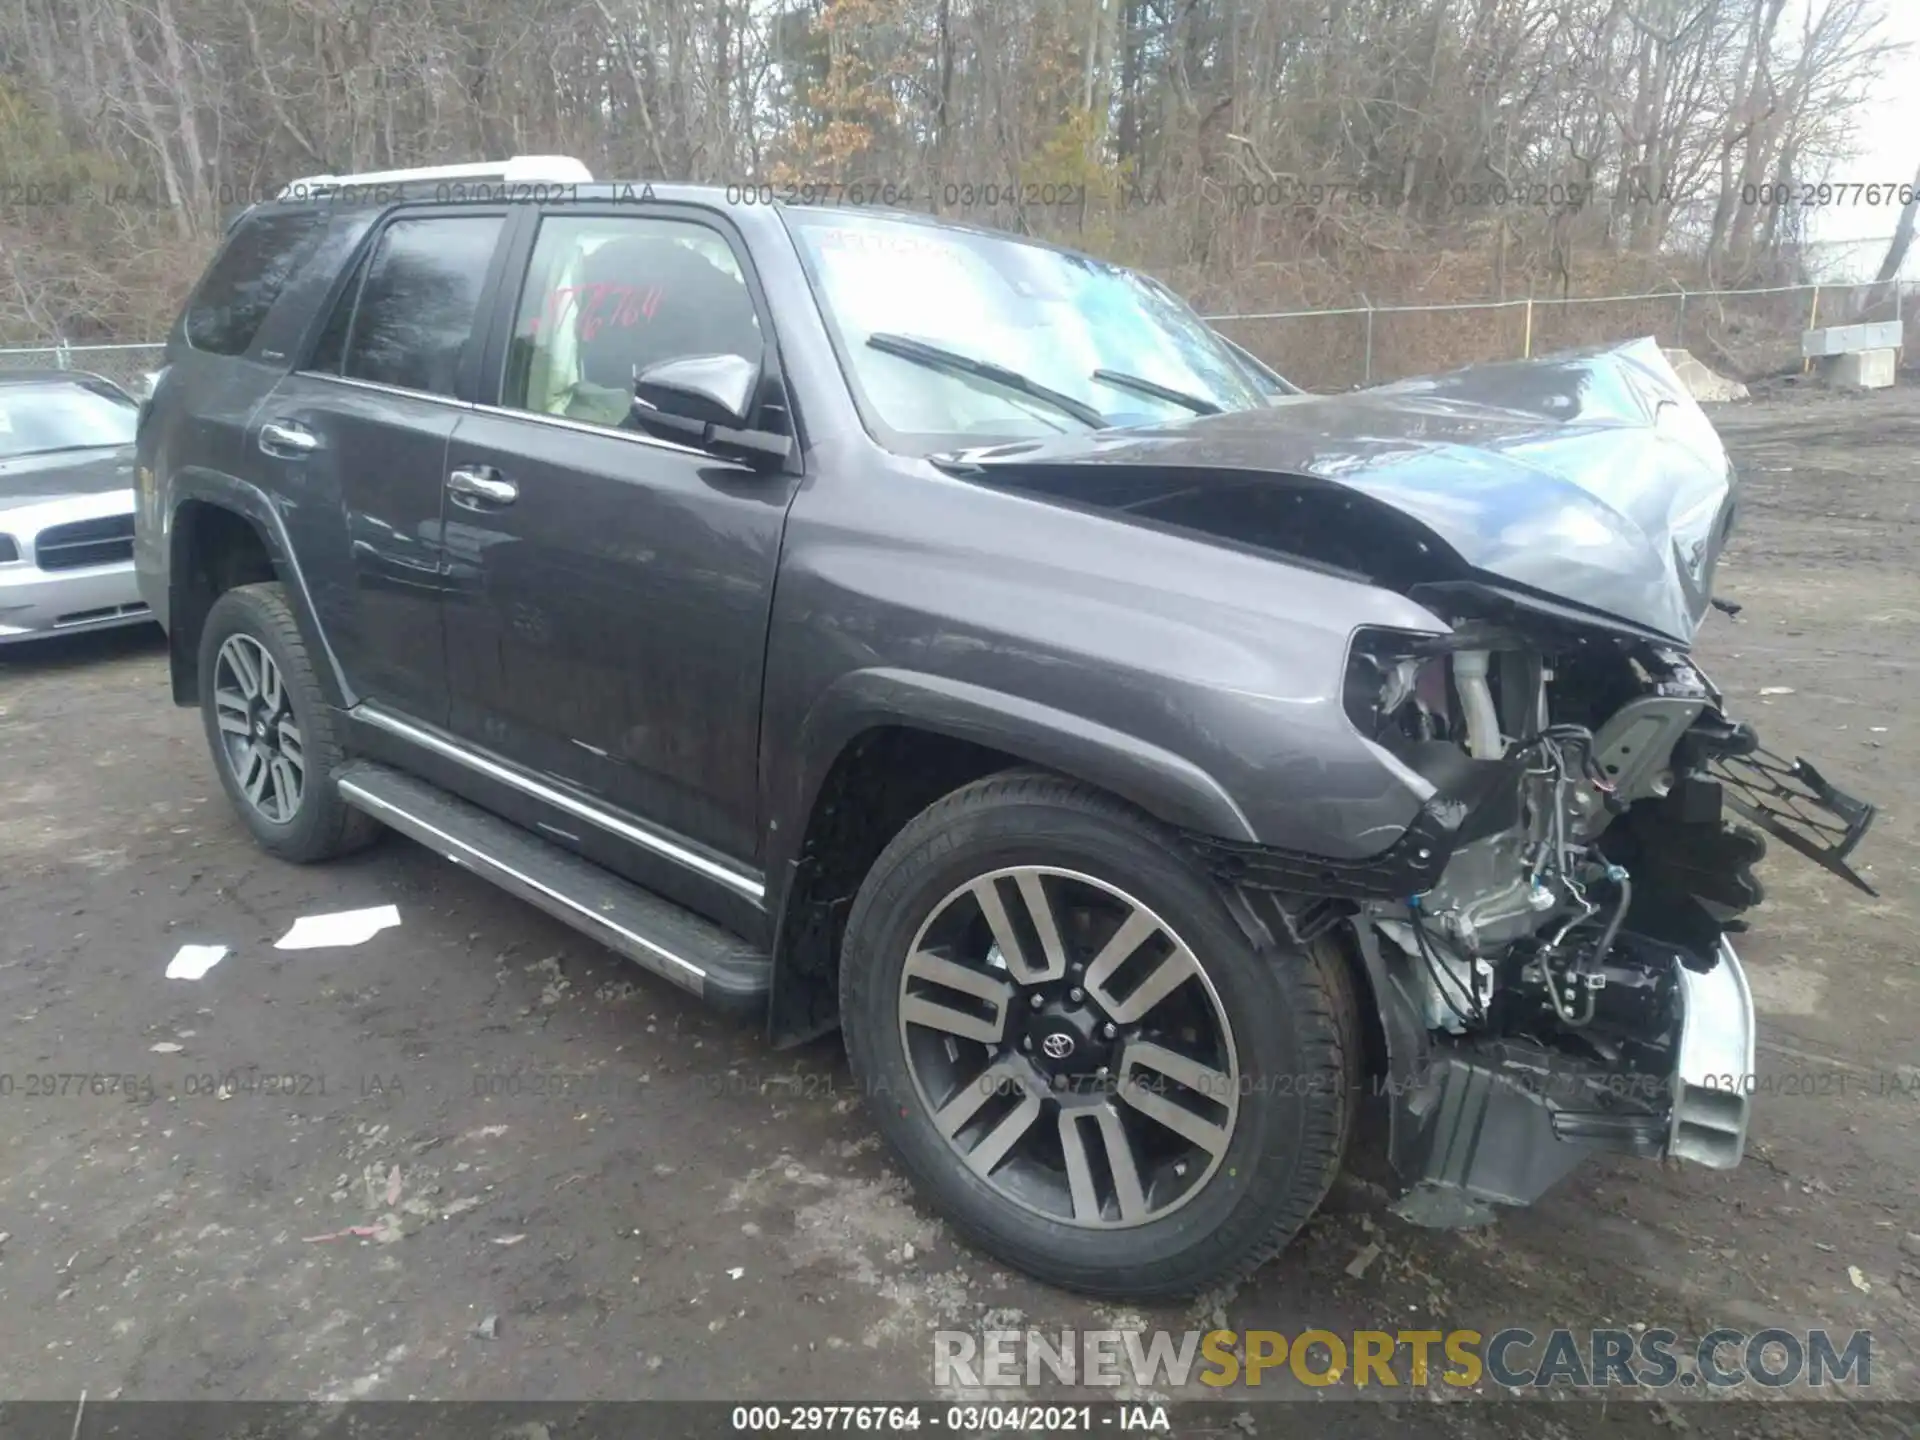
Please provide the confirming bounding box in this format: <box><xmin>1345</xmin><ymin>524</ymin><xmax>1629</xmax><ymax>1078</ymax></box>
<box><xmin>35</xmin><ymin>514</ymin><xmax>134</xmax><ymax>571</ymax></box>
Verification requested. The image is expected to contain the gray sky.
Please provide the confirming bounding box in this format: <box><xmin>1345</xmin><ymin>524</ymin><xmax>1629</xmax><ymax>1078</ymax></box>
<box><xmin>1808</xmin><ymin>1</ymin><xmax>1919</xmax><ymax>277</ymax></box>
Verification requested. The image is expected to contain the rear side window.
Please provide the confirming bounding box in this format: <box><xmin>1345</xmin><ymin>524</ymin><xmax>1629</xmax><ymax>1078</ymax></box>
<box><xmin>185</xmin><ymin>208</ymin><xmax>323</xmax><ymax>355</ymax></box>
<box><xmin>334</xmin><ymin>216</ymin><xmax>504</xmax><ymax>397</ymax></box>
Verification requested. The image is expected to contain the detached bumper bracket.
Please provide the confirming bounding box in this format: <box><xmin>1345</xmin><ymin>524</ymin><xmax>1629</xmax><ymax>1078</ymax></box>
<box><xmin>1710</xmin><ymin>743</ymin><xmax>1877</xmax><ymax>895</ymax></box>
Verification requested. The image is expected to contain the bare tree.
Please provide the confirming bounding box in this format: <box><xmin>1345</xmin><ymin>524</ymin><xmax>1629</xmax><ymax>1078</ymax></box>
<box><xmin>1873</xmin><ymin>158</ymin><xmax>1920</xmax><ymax>285</ymax></box>
<box><xmin>0</xmin><ymin>0</ymin><xmax>1899</xmax><ymax>344</ymax></box>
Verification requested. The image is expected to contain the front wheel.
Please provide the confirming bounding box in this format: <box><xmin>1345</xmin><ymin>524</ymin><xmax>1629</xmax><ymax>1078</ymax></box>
<box><xmin>839</xmin><ymin>772</ymin><xmax>1357</xmax><ymax>1297</ymax></box>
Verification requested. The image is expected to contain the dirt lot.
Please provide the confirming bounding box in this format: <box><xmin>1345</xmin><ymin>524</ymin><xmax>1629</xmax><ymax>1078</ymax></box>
<box><xmin>0</xmin><ymin>387</ymin><xmax>1915</xmax><ymax>1435</ymax></box>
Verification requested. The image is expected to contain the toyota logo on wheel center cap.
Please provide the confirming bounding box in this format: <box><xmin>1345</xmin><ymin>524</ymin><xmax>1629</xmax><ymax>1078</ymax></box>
<box><xmin>1041</xmin><ymin>1032</ymin><xmax>1076</xmax><ymax>1060</ymax></box>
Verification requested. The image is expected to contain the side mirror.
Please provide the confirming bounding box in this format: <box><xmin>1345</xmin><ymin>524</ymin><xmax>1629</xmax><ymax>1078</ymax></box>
<box><xmin>633</xmin><ymin>354</ymin><xmax>758</xmax><ymax>429</ymax></box>
<box><xmin>630</xmin><ymin>353</ymin><xmax>791</xmax><ymax>469</ymax></box>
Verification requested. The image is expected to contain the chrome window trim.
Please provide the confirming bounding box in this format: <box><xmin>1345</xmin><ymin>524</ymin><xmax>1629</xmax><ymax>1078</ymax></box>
<box><xmin>354</xmin><ymin>703</ymin><xmax>765</xmax><ymax>904</ymax></box>
<box><xmin>467</xmin><ymin>401</ymin><xmax>711</xmax><ymax>459</ymax></box>
<box><xmin>294</xmin><ymin>371</ymin><xmax>476</xmax><ymax>410</ymax></box>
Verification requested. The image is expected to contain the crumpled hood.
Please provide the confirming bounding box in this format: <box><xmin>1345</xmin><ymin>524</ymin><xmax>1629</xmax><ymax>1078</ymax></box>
<box><xmin>0</xmin><ymin>444</ymin><xmax>136</xmax><ymax>517</ymax></box>
<box><xmin>951</xmin><ymin>338</ymin><xmax>1737</xmax><ymax>645</ymax></box>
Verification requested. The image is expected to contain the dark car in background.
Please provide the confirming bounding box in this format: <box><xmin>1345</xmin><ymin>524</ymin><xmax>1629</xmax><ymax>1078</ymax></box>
<box><xmin>134</xmin><ymin>157</ymin><xmax>1873</xmax><ymax>1298</ymax></box>
<box><xmin>0</xmin><ymin>371</ymin><xmax>150</xmax><ymax>644</ymax></box>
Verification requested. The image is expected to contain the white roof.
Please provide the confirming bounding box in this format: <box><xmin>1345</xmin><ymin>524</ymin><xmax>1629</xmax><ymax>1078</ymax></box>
<box><xmin>276</xmin><ymin>155</ymin><xmax>593</xmax><ymax>199</ymax></box>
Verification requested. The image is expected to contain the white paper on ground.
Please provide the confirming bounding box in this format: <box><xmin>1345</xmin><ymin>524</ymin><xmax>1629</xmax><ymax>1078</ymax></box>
<box><xmin>274</xmin><ymin>904</ymin><xmax>401</xmax><ymax>951</ymax></box>
<box><xmin>165</xmin><ymin>944</ymin><xmax>230</xmax><ymax>980</ymax></box>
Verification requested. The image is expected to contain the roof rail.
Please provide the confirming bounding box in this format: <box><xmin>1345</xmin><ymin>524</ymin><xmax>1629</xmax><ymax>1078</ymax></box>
<box><xmin>276</xmin><ymin>155</ymin><xmax>593</xmax><ymax>200</ymax></box>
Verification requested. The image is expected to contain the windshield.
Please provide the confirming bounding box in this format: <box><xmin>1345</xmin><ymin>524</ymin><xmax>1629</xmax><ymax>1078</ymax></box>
<box><xmin>783</xmin><ymin>208</ymin><xmax>1267</xmax><ymax>453</ymax></box>
<box><xmin>0</xmin><ymin>381</ymin><xmax>137</xmax><ymax>461</ymax></box>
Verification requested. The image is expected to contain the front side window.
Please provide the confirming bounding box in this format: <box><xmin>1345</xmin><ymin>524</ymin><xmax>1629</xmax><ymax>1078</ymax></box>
<box><xmin>783</xmin><ymin>207</ymin><xmax>1266</xmax><ymax>454</ymax></box>
<box><xmin>0</xmin><ymin>380</ymin><xmax>137</xmax><ymax>461</ymax></box>
<box><xmin>501</xmin><ymin>214</ymin><xmax>761</xmax><ymax>430</ymax></box>
<box><xmin>336</xmin><ymin>215</ymin><xmax>504</xmax><ymax>397</ymax></box>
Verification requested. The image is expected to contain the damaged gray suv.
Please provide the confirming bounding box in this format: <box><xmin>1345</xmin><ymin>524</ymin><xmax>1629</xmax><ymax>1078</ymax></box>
<box><xmin>134</xmin><ymin>157</ymin><xmax>1875</xmax><ymax>1297</ymax></box>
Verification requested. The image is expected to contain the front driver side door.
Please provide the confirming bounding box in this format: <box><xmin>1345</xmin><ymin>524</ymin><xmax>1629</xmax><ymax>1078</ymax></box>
<box><xmin>440</xmin><ymin>205</ymin><xmax>799</xmax><ymax>889</ymax></box>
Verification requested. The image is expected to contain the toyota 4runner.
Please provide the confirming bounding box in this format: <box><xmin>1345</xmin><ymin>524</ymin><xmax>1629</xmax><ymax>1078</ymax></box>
<box><xmin>134</xmin><ymin>155</ymin><xmax>1876</xmax><ymax>1297</ymax></box>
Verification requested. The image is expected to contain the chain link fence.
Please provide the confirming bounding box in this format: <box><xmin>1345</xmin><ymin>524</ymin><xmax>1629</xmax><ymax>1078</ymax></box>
<box><xmin>1207</xmin><ymin>279</ymin><xmax>1912</xmax><ymax>391</ymax></box>
<box><xmin>0</xmin><ymin>342</ymin><xmax>166</xmax><ymax>396</ymax></box>
<box><xmin>5</xmin><ymin>277</ymin><xmax>1910</xmax><ymax>398</ymax></box>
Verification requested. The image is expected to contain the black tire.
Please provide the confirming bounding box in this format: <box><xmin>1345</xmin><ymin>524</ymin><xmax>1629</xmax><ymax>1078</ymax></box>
<box><xmin>197</xmin><ymin>582</ymin><xmax>379</xmax><ymax>863</ymax></box>
<box><xmin>839</xmin><ymin>770</ymin><xmax>1357</xmax><ymax>1298</ymax></box>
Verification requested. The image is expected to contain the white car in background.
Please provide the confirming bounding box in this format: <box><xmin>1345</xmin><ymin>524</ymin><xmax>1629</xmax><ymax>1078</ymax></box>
<box><xmin>0</xmin><ymin>370</ymin><xmax>151</xmax><ymax>644</ymax></box>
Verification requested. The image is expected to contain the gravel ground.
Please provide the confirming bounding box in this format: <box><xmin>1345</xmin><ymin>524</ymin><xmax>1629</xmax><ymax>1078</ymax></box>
<box><xmin>0</xmin><ymin>387</ymin><xmax>1915</xmax><ymax>1436</ymax></box>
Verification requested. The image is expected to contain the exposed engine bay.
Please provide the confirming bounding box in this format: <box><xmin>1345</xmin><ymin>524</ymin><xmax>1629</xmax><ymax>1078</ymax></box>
<box><xmin>958</xmin><ymin>338</ymin><xmax>1879</xmax><ymax>1224</ymax></box>
<box><xmin>1329</xmin><ymin>612</ymin><xmax>1876</xmax><ymax>1225</ymax></box>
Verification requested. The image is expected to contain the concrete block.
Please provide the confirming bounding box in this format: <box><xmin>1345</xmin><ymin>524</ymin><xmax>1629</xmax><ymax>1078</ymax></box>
<box><xmin>1802</xmin><ymin>321</ymin><xmax>1903</xmax><ymax>358</ymax></box>
<box><xmin>1661</xmin><ymin>348</ymin><xmax>1749</xmax><ymax>402</ymax></box>
<box><xmin>1817</xmin><ymin>348</ymin><xmax>1897</xmax><ymax>389</ymax></box>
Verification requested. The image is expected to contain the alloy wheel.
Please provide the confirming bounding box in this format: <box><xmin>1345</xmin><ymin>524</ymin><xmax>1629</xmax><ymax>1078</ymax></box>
<box><xmin>896</xmin><ymin>866</ymin><xmax>1240</xmax><ymax>1229</ymax></box>
<box><xmin>212</xmin><ymin>633</ymin><xmax>305</xmax><ymax>824</ymax></box>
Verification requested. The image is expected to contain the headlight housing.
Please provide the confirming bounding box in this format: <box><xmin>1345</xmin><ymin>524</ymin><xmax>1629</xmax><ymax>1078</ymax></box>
<box><xmin>1343</xmin><ymin>628</ymin><xmax>1454</xmax><ymax>744</ymax></box>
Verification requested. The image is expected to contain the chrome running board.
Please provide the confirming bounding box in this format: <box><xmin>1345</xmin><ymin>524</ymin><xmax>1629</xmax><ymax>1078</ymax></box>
<box><xmin>335</xmin><ymin>761</ymin><xmax>770</xmax><ymax>1014</ymax></box>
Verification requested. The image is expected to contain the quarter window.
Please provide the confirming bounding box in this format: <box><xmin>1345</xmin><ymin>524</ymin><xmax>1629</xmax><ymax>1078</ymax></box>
<box><xmin>501</xmin><ymin>215</ymin><xmax>762</xmax><ymax>429</ymax></box>
<box><xmin>336</xmin><ymin>216</ymin><xmax>504</xmax><ymax>397</ymax></box>
<box><xmin>184</xmin><ymin>208</ymin><xmax>323</xmax><ymax>356</ymax></box>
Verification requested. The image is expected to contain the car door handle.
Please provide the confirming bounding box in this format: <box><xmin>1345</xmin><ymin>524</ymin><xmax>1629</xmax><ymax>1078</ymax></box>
<box><xmin>447</xmin><ymin>465</ymin><xmax>518</xmax><ymax>508</ymax></box>
<box><xmin>258</xmin><ymin>420</ymin><xmax>320</xmax><ymax>457</ymax></box>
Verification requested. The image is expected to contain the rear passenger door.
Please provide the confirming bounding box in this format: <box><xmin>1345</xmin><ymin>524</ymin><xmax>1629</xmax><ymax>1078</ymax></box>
<box><xmin>253</xmin><ymin>208</ymin><xmax>515</xmax><ymax>723</ymax></box>
<box><xmin>440</xmin><ymin>205</ymin><xmax>799</xmax><ymax>879</ymax></box>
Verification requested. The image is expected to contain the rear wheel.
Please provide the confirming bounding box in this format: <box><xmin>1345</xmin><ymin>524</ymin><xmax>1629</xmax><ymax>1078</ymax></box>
<box><xmin>839</xmin><ymin>771</ymin><xmax>1356</xmax><ymax>1297</ymax></box>
<box><xmin>198</xmin><ymin>582</ymin><xmax>378</xmax><ymax>862</ymax></box>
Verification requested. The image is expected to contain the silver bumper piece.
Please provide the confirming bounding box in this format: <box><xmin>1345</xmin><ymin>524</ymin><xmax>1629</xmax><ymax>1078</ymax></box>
<box><xmin>0</xmin><ymin>489</ymin><xmax>146</xmax><ymax>643</ymax></box>
<box><xmin>0</xmin><ymin>560</ymin><xmax>147</xmax><ymax>641</ymax></box>
<box><xmin>1668</xmin><ymin>936</ymin><xmax>1755</xmax><ymax>1169</ymax></box>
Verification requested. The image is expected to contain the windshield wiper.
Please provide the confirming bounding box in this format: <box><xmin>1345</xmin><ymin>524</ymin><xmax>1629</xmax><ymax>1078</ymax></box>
<box><xmin>866</xmin><ymin>333</ymin><xmax>1109</xmax><ymax>430</ymax></box>
<box><xmin>1090</xmin><ymin>368</ymin><xmax>1221</xmax><ymax>416</ymax></box>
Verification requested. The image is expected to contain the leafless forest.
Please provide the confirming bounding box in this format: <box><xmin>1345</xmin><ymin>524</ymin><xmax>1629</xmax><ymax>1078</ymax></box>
<box><xmin>0</xmin><ymin>0</ymin><xmax>1908</xmax><ymax>355</ymax></box>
